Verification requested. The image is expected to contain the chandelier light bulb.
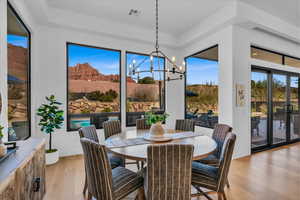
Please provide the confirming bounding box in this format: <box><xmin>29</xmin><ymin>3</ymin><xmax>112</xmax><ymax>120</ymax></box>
<box><xmin>172</xmin><ymin>56</ymin><xmax>176</xmax><ymax>62</ymax></box>
<box><xmin>133</xmin><ymin>59</ymin><xmax>136</xmax><ymax>64</ymax></box>
<box><xmin>150</xmin><ymin>55</ymin><xmax>154</xmax><ymax>61</ymax></box>
<box><xmin>182</xmin><ymin>61</ymin><xmax>186</xmax><ymax>66</ymax></box>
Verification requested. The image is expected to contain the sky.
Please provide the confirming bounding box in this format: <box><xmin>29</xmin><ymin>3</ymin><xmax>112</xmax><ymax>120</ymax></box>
<box><xmin>68</xmin><ymin>44</ymin><xmax>120</xmax><ymax>75</ymax></box>
<box><xmin>7</xmin><ymin>34</ymin><xmax>28</xmax><ymax>48</ymax></box>
<box><xmin>186</xmin><ymin>57</ymin><xmax>218</xmax><ymax>85</ymax></box>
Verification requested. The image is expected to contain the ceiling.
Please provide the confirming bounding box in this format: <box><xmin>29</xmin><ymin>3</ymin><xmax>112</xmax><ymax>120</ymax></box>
<box><xmin>240</xmin><ymin>0</ymin><xmax>300</xmax><ymax>27</ymax></box>
<box><xmin>46</xmin><ymin>0</ymin><xmax>234</xmax><ymax>35</ymax></box>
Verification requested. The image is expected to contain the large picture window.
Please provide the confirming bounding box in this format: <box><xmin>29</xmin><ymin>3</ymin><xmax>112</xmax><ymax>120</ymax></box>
<box><xmin>185</xmin><ymin>45</ymin><xmax>219</xmax><ymax>129</ymax></box>
<box><xmin>7</xmin><ymin>4</ymin><xmax>31</xmax><ymax>141</ymax></box>
<box><xmin>67</xmin><ymin>43</ymin><xmax>121</xmax><ymax>131</ymax></box>
<box><xmin>126</xmin><ymin>52</ymin><xmax>165</xmax><ymax>126</ymax></box>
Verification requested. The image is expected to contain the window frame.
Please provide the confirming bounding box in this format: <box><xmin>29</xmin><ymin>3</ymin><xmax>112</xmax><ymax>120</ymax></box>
<box><xmin>125</xmin><ymin>51</ymin><xmax>166</xmax><ymax>127</ymax></box>
<box><xmin>184</xmin><ymin>44</ymin><xmax>219</xmax><ymax>129</ymax></box>
<box><xmin>7</xmin><ymin>2</ymin><xmax>32</xmax><ymax>140</ymax></box>
<box><xmin>66</xmin><ymin>42</ymin><xmax>122</xmax><ymax>131</ymax></box>
<box><xmin>251</xmin><ymin>45</ymin><xmax>300</xmax><ymax>66</ymax></box>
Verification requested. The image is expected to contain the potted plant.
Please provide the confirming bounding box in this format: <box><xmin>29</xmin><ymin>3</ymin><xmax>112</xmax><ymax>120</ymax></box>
<box><xmin>0</xmin><ymin>125</ymin><xmax>7</xmax><ymax>157</ymax></box>
<box><xmin>37</xmin><ymin>95</ymin><xmax>64</xmax><ymax>165</ymax></box>
<box><xmin>145</xmin><ymin>112</ymin><xmax>169</xmax><ymax>137</ymax></box>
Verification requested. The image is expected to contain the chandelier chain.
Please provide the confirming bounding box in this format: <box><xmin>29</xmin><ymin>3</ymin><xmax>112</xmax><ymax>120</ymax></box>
<box><xmin>155</xmin><ymin>0</ymin><xmax>159</xmax><ymax>51</ymax></box>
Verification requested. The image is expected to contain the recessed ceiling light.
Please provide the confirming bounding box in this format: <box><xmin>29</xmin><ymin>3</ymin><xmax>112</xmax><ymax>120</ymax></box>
<box><xmin>129</xmin><ymin>9</ymin><xmax>141</xmax><ymax>16</ymax></box>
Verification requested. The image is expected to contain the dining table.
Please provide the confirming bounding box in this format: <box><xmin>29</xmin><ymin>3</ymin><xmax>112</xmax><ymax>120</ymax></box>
<box><xmin>104</xmin><ymin>129</ymin><xmax>217</xmax><ymax>161</ymax></box>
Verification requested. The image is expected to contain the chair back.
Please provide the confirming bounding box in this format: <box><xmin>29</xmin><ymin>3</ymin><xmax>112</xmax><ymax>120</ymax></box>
<box><xmin>175</xmin><ymin>119</ymin><xmax>195</xmax><ymax>132</ymax></box>
<box><xmin>103</xmin><ymin>120</ymin><xmax>121</xmax><ymax>139</ymax></box>
<box><xmin>216</xmin><ymin>133</ymin><xmax>236</xmax><ymax>191</ymax></box>
<box><xmin>146</xmin><ymin>144</ymin><xmax>194</xmax><ymax>200</ymax></box>
<box><xmin>212</xmin><ymin>124</ymin><xmax>232</xmax><ymax>158</ymax></box>
<box><xmin>78</xmin><ymin>125</ymin><xmax>99</xmax><ymax>143</ymax></box>
<box><xmin>80</xmin><ymin>138</ymin><xmax>114</xmax><ymax>200</ymax></box>
<box><xmin>136</xmin><ymin>118</ymin><xmax>151</xmax><ymax>130</ymax></box>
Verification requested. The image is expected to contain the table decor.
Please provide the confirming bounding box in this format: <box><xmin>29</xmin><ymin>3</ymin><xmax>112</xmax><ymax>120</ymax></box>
<box><xmin>0</xmin><ymin>125</ymin><xmax>7</xmax><ymax>157</ymax></box>
<box><xmin>145</xmin><ymin>112</ymin><xmax>170</xmax><ymax>141</ymax></box>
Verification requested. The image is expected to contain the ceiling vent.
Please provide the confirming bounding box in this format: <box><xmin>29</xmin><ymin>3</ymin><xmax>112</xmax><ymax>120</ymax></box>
<box><xmin>129</xmin><ymin>9</ymin><xmax>141</xmax><ymax>17</ymax></box>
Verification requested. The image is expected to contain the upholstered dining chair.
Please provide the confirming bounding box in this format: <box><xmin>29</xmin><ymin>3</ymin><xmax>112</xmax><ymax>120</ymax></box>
<box><xmin>103</xmin><ymin>120</ymin><xmax>122</xmax><ymax>139</ymax></box>
<box><xmin>144</xmin><ymin>144</ymin><xmax>194</xmax><ymax>200</ymax></box>
<box><xmin>197</xmin><ymin>124</ymin><xmax>232</xmax><ymax>187</ymax></box>
<box><xmin>103</xmin><ymin>120</ymin><xmax>141</xmax><ymax>169</ymax></box>
<box><xmin>80</xmin><ymin>138</ymin><xmax>144</xmax><ymax>200</ymax></box>
<box><xmin>175</xmin><ymin>119</ymin><xmax>195</xmax><ymax>132</ymax></box>
<box><xmin>191</xmin><ymin>133</ymin><xmax>236</xmax><ymax>200</ymax></box>
<box><xmin>79</xmin><ymin>125</ymin><xmax>125</xmax><ymax>195</ymax></box>
<box><xmin>136</xmin><ymin>118</ymin><xmax>151</xmax><ymax>130</ymax></box>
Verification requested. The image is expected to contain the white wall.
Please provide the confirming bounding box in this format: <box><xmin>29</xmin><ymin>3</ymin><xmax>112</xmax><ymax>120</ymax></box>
<box><xmin>0</xmin><ymin>0</ymin><xmax>8</xmax><ymax>142</ymax></box>
<box><xmin>32</xmin><ymin>25</ymin><xmax>179</xmax><ymax>157</ymax></box>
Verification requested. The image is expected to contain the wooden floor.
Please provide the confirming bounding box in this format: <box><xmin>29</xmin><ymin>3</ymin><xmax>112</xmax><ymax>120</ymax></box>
<box><xmin>44</xmin><ymin>143</ymin><xmax>300</xmax><ymax>200</ymax></box>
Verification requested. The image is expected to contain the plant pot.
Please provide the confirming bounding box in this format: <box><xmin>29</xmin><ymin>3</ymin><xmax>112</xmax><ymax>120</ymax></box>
<box><xmin>150</xmin><ymin>122</ymin><xmax>165</xmax><ymax>137</ymax></box>
<box><xmin>46</xmin><ymin>149</ymin><xmax>59</xmax><ymax>165</ymax></box>
<box><xmin>0</xmin><ymin>141</ymin><xmax>7</xmax><ymax>157</ymax></box>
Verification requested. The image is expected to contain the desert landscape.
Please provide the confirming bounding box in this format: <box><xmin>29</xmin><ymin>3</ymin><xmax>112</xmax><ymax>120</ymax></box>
<box><xmin>68</xmin><ymin>63</ymin><xmax>162</xmax><ymax>115</ymax></box>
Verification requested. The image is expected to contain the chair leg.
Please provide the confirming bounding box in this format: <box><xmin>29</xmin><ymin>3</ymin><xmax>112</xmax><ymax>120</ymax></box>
<box><xmin>193</xmin><ymin>185</ymin><xmax>214</xmax><ymax>200</ymax></box>
<box><xmin>135</xmin><ymin>187</ymin><xmax>145</xmax><ymax>200</ymax></box>
<box><xmin>136</xmin><ymin>161</ymin><xmax>140</xmax><ymax>170</ymax></box>
<box><xmin>222</xmin><ymin>192</ymin><xmax>227</xmax><ymax>200</ymax></box>
<box><xmin>83</xmin><ymin>175</ymin><xmax>87</xmax><ymax>195</ymax></box>
<box><xmin>217</xmin><ymin>192</ymin><xmax>223</xmax><ymax>200</ymax></box>
<box><xmin>226</xmin><ymin>178</ymin><xmax>230</xmax><ymax>188</ymax></box>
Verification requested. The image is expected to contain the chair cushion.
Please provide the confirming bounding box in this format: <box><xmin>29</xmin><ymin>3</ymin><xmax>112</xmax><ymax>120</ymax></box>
<box><xmin>112</xmin><ymin>167</ymin><xmax>144</xmax><ymax>200</ymax></box>
<box><xmin>196</xmin><ymin>154</ymin><xmax>220</xmax><ymax>166</ymax></box>
<box><xmin>191</xmin><ymin>161</ymin><xmax>218</xmax><ymax>190</ymax></box>
<box><xmin>108</xmin><ymin>152</ymin><xmax>125</xmax><ymax>169</ymax></box>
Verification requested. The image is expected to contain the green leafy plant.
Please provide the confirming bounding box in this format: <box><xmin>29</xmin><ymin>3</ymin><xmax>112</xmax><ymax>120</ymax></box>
<box><xmin>145</xmin><ymin>112</ymin><xmax>169</xmax><ymax>125</ymax></box>
<box><xmin>37</xmin><ymin>95</ymin><xmax>64</xmax><ymax>153</ymax></box>
<box><xmin>0</xmin><ymin>125</ymin><xmax>4</xmax><ymax>139</ymax></box>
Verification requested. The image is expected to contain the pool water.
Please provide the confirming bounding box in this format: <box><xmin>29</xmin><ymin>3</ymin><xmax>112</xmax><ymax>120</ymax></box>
<box><xmin>71</xmin><ymin>119</ymin><xmax>91</xmax><ymax>129</ymax></box>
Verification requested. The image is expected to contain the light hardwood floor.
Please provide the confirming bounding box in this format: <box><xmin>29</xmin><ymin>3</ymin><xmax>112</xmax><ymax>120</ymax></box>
<box><xmin>44</xmin><ymin>143</ymin><xmax>300</xmax><ymax>200</ymax></box>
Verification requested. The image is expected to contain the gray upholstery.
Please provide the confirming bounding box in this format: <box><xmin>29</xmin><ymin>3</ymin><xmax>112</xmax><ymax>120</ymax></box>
<box><xmin>79</xmin><ymin>126</ymin><xmax>124</xmax><ymax>196</ymax></box>
<box><xmin>192</xmin><ymin>133</ymin><xmax>236</xmax><ymax>199</ymax></box>
<box><xmin>103</xmin><ymin>120</ymin><xmax>122</xmax><ymax>139</ymax></box>
<box><xmin>145</xmin><ymin>144</ymin><xmax>194</xmax><ymax>200</ymax></box>
<box><xmin>175</xmin><ymin>119</ymin><xmax>195</xmax><ymax>132</ymax></box>
<box><xmin>198</xmin><ymin>124</ymin><xmax>232</xmax><ymax>166</ymax></box>
<box><xmin>80</xmin><ymin>138</ymin><xmax>143</xmax><ymax>200</ymax></box>
<box><xmin>136</xmin><ymin>118</ymin><xmax>151</xmax><ymax>130</ymax></box>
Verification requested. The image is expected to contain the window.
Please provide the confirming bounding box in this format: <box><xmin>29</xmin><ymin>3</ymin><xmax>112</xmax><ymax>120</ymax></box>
<box><xmin>285</xmin><ymin>56</ymin><xmax>300</xmax><ymax>68</ymax></box>
<box><xmin>185</xmin><ymin>45</ymin><xmax>219</xmax><ymax>129</ymax></box>
<box><xmin>7</xmin><ymin>4</ymin><xmax>31</xmax><ymax>141</ymax></box>
<box><xmin>251</xmin><ymin>47</ymin><xmax>283</xmax><ymax>64</ymax></box>
<box><xmin>67</xmin><ymin>43</ymin><xmax>121</xmax><ymax>131</ymax></box>
<box><xmin>126</xmin><ymin>52</ymin><xmax>165</xmax><ymax>126</ymax></box>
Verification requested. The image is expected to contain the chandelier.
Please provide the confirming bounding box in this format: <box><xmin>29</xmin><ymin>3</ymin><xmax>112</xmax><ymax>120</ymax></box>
<box><xmin>128</xmin><ymin>0</ymin><xmax>185</xmax><ymax>82</ymax></box>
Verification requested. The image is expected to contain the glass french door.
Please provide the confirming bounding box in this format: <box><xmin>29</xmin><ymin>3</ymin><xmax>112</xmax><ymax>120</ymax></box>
<box><xmin>251</xmin><ymin>67</ymin><xmax>300</xmax><ymax>151</ymax></box>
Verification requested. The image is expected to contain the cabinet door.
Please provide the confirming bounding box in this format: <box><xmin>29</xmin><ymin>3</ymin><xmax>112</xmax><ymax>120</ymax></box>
<box><xmin>0</xmin><ymin>179</ymin><xmax>17</xmax><ymax>200</ymax></box>
<box><xmin>32</xmin><ymin>145</ymin><xmax>46</xmax><ymax>200</ymax></box>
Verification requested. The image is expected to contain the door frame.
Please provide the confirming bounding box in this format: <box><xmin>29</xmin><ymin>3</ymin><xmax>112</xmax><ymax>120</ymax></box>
<box><xmin>251</xmin><ymin>65</ymin><xmax>300</xmax><ymax>153</ymax></box>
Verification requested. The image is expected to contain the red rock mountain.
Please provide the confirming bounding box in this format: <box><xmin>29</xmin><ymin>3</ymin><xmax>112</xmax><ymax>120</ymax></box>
<box><xmin>69</xmin><ymin>63</ymin><xmax>135</xmax><ymax>82</ymax></box>
<box><xmin>8</xmin><ymin>44</ymin><xmax>28</xmax><ymax>81</ymax></box>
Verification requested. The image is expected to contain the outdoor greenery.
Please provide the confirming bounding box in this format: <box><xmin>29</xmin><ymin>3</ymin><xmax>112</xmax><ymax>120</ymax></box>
<box><xmin>37</xmin><ymin>95</ymin><xmax>64</xmax><ymax>152</ymax></box>
<box><xmin>186</xmin><ymin>84</ymin><xmax>218</xmax><ymax>114</ymax></box>
<box><xmin>0</xmin><ymin>125</ymin><xmax>4</xmax><ymax>139</ymax></box>
<box><xmin>145</xmin><ymin>111</ymin><xmax>169</xmax><ymax>125</ymax></box>
<box><xmin>69</xmin><ymin>90</ymin><xmax>118</xmax><ymax>102</ymax></box>
<box><xmin>138</xmin><ymin>76</ymin><xmax>155</xmax><ymax>84</ymax></box>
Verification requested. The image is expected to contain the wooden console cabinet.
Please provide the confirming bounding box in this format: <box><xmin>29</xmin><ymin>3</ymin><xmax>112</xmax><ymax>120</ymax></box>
<box><xmin>0</xmin><ymin>138</ymin><xmax>46</xmax><ymax>200</ymax></box>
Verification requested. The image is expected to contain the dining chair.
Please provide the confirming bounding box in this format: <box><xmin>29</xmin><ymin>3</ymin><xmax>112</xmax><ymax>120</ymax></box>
<box><xmin>136</xmin><ymin>118</ymin><xmax>151</xmax><ymax>130</ymax></box>
<box><xmin>191</xmin><ymin>133</ymin><xmax>236</xmax><ymax>200</ymax></box>
<box><xmin>80</xmin><ymin>138</ymin><xmax>144</xmax><ymax>200</ymax></box>
<box><xmin>79</xmin><ymin>125</ymin><xmax>125</xmax><ymax>195</ymax></box>
<box><xmin>144</xmin><ymin>144</ymin><xmax>194</xmax><ymax>200</ymax></box>
<box><xmin>103</xmin><ymin>120</ymin><xmax>141</xmax><ymax>170</ymax></box>
<box><xmin>175</xmin><ymin>119</ymin><xmax>195</xmax><ymax>132</ymax></box>
<box><xmin>197</xmin><ymin>124</ymin><xmax>232</xmax><ymax>188</ymax></box>
<box><xmin>103</xmin><ymin>120</ymin><xmax>122</xmax><ymax>139</ymax></box>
